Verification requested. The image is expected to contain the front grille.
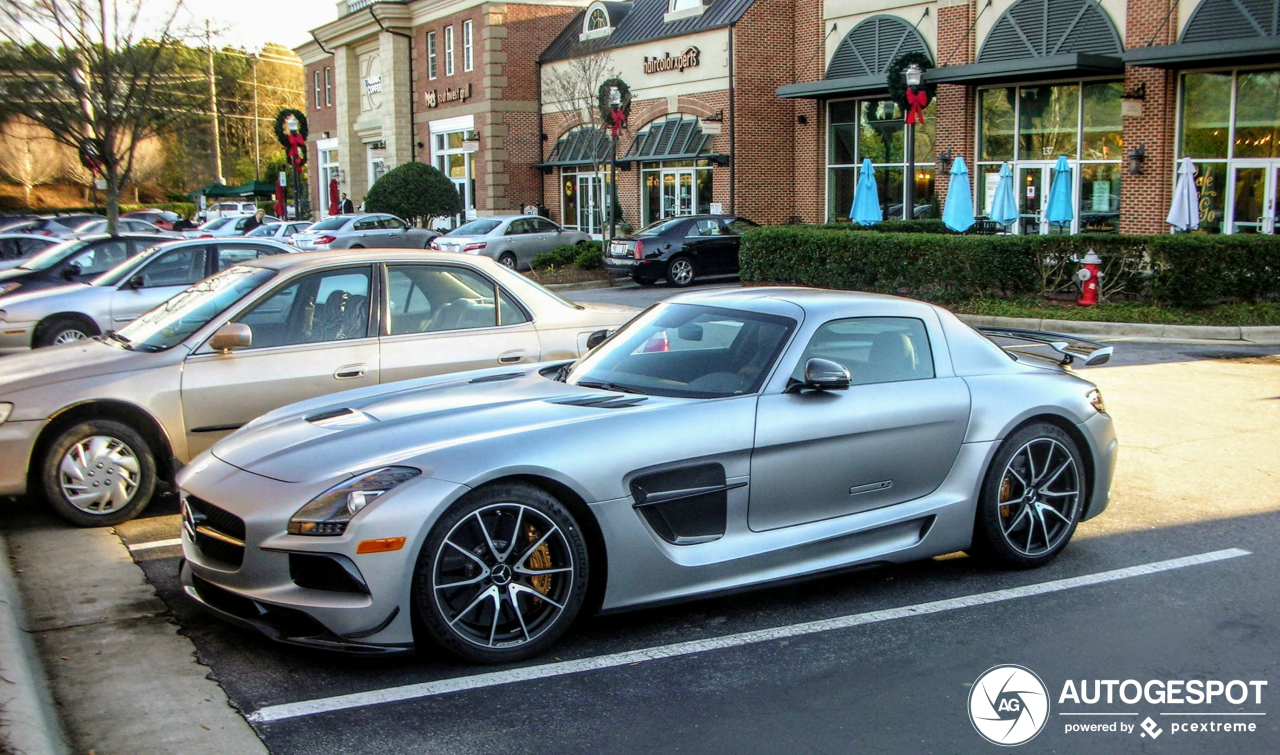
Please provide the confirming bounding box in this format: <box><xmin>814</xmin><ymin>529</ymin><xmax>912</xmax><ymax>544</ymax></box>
<box><xmin>186</xmin><ymin>495</ymin><xmax>246</xmax><ymax>568</ymax></box>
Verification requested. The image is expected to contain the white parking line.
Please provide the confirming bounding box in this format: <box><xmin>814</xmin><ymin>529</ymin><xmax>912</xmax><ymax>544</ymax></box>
<box><xmin>246</xmin><ymin>547</ymin><xmax>1249</xmax><ymax>723</ymax></box>
<box><xmin>126</xmin><ymin>537</ymin><xmax>183</xmax><ymax>552</ymax></box>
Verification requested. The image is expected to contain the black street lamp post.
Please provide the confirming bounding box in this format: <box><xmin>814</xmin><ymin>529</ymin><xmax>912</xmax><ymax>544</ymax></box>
<box><xmin>608</xmin><ymin>85</ymin><xmax>622</xmax><ymax>241</ymax></box>
<box><xmin>286</xmin><ymin>114</ymin><xmax>303</xmax><ymax>221</ymax></box>
<box><xmin>902</xmin><ymin>63</ymin><xmax>924</xmax><ymax>221</ymax></box>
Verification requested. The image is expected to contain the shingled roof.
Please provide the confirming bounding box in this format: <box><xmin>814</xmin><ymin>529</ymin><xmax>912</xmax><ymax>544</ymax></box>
<box><xmin>539</xmin><ymin>0</ymin><xmax>758</xmax><ymax>63</ymax></box>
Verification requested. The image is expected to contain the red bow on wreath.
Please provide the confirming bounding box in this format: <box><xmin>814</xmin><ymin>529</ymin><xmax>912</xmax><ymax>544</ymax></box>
<box><xmin>905</xmin><ymin>88</ymin><xmax>929</xmax><ymax>125</ymax></box>
<box><xmin>610</xmin><ymin>107</ymin><xmax>625</xmax><ymax>138</ymax></box>
<box><xmin>286</xmin><ymin>131</ymin><xmax>308</xmax><ymax>170</ymax></box>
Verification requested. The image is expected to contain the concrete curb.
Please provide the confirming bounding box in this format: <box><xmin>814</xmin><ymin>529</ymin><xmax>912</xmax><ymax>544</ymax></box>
<box><xmin>0</xmin><ymin>532</ymin><xmax>69</xmax><ymax>755</ymax></box>
<box><xmin>955</xmin><ymin>314</ymin><xmax>1280</xmax><ymax>344</ymax></box>
<box><xmin>542</xmin><ymin>279</ymin><xmax>619</xmax><ymax>292</ymax></box>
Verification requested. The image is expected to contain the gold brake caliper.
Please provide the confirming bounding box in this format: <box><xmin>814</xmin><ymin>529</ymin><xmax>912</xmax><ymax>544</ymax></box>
<box><xmin>999</xmin><ymin>477</ymin><xmax>1013</xmax><ymax>518</ymax></box>
<box><xmin>525</xmin><ymin>524</ymin><xmax>553</xmax><ymax>598</ymax></box>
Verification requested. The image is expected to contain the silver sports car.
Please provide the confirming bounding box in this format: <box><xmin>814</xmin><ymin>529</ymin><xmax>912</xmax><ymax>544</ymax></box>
<box><xmin>178</xmin><ymin>288</ymin><xmax>1118</xmax><ymax>663</ymax></box>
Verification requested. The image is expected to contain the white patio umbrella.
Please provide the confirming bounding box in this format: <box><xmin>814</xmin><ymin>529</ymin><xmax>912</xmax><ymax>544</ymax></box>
<box><xmin>1166</xmin><ymin>157</ymin><xmax>1200</xmax><ymax>232</ymax></box>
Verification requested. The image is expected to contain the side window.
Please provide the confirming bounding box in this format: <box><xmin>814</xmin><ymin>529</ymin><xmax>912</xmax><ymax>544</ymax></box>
<box><xmin>354</xmin><ymin>217</ymin><xmax>377</xmax><ymax>231</ymax></box>
<box><xmin>504</xmin><ymin>219</ymin><xmax>528</xmax><ymax>235</ymax></box>
<box><xmin>385</xmin><ymin>264</ymin><xmax>498</xmax><ymax>335</ymax></box>
<box><xmin>690</xmin><ymin>219</ymin><xmax>722</xmax><ymax>237</ymax></box>
<box><xmin>530</xmin><ymin>217</ymin><xmax>558</xmax><ymax>233</ymax></box>
<box><xmin>498</xmin><ymin>288</ymin><xmax>530</xmax><ymax>325</ymax></box>
<box><xmin>0</xmin><ymin>239</ymin><xmax>16</xmax><ymax>260</ymax></box>
<box><xmin>17</xmin><ymin>239</ymin><xmax>49</xmax><ymax>256</ymax></box>
<box><xmin>725</xmin><ymin>218</ymin><xmax>757</xmax><ymax>235</ymax></box>
<box><xmin>216</xmin><ymin>244</ymin><xmax>274</xmax><ymax>270</ymax></box>
<box><xmin>69</xmin><ymin>239</ymin><xmax>130</xmax><ymax>274</ymax></box>
<box><xmin>139</xmin><ymin>246</ymin><xmax>205</xmax><ymax>287</ymax></box>
<box><xmin>792</xmin><ymin>317</ymin><xmax>934</xmax><ymax>386</ymax></box>
<box><xmin>383</xmin><ymin>217</ymin><xmax>406</xmax><ymax>231</ymax></box>
<box><xmin>235</xmin><ymin>267</ymin><xmax>372</xmax><ymax>348</ymax></box>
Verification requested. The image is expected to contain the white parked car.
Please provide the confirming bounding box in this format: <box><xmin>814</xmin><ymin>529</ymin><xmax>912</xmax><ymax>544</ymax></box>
<box><xmin>292</xmin><ymin>213</ymin><xmax>439</xmax><ymax>251</ymax></box>
<box><xmin>431</xmin><ymin>215</ymin><xmax>590</xmax><ymax>270</ymax></box>
<box><xmin>183</xmin><ymin>215</ymin><xmax>280</xmax><ymax>239</ymax></box>
<box><xmin>199</xmin><ymin>202</ymin><xmax>258</xmax><ymax>223</ymax></box>
<box><xmin>70</xmin><ymin>219</ymin><xmax>177</xmax><ymax>238</ymax></box>
<box><xmin>245</xmin><ymin>221</ymin><xmax>312</xmax><ymax>245</ymax></box>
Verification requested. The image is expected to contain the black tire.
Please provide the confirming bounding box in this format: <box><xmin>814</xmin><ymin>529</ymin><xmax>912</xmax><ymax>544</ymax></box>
<box><xmin>350</xmin><ymin>244</ymin><xmax>365</xmax><ymax>249</ymax></box>
<box><xmin>632</xmin><ymin>276</ymin><xmax>656</xmax><ymax>287</ymax></box>
<box><xmin>40</xmin><ymin>419</ymin><xmax>157</xmax><ymax>527</ymax></box>
<box><xmin>971</xmin><ymin>422</ymin><xmax>1085</xmax><ymax>569</ymax></box>
<box><xmin>665</xmin><ymin>255</ymin><xmax>696</xmax><ymax>287</ymax></box>
<box><xmin>498</xmin><ymin>252</ymin><xmax>518</xmax><ymax>270</ymax></box>
<box><xmin>412</xmin><ymin>482</ymin><xmax>589</xmax><ymax>663</ymax></box>
<box><xmin>34</xmin><ymin>315</ymin><xmax>99</xmax><ymax>349</ymax></box>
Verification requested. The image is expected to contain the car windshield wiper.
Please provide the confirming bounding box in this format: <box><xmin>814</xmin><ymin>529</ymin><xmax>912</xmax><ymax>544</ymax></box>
<box><xmin>104</xmin><ymin>331</ymin><xmax>133</xmax><ymax>350</ymax></box>
<box><xmin>576</xmin><ymin>380</ymin><xmax>646</xmax><ymax>395</ymax></box>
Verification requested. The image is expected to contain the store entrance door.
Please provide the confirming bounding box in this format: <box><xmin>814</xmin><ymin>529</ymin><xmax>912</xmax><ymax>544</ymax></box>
<box><xmin>576</xmin><ymin>175</ymin><xmax>604</xmax><ymax>236</ymax></box>
<box><xmin>660</xmin><ymin>170</ymin><xmax>696</xmax><ymax>219</ymax></box>
<box><xmin>1016</xmin><ymin>163</ymin><xmax>1076</xmax><ymax>235</ymax></box>
<box><xmin>1228</xmin><ymin>161</ymin><xmax>1278</xmax><ymax>234</ymax></box>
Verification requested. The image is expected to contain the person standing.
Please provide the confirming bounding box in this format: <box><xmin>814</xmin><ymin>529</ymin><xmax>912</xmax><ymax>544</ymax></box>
<box><xmin>243</xmin><ymin>209</ymin><xmax>267</xmax><ymax>234</ymax></box>
<box><xmin>340</xmin><ymin>193</ymin><xmax>355</xmax><ymax>214</ymax></box>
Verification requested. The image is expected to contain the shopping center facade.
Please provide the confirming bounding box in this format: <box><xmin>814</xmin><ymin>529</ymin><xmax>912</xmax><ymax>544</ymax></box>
<box><xmin>298</xmin><ymin>0</ymin><xmax>1280</xmax><ymax>236</ymax></box>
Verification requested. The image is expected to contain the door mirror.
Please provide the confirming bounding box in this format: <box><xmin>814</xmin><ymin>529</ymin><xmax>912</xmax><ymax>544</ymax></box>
<box><xmin>803</xmin><ymin>358</ymin><xmax>851</xmax><ymax>390</ymax></box>
<box><xmin>209</xmin><ymin>322</ymin><xmax>252</xmax><ymax>353</ymax></box>
<box><xmin>61</xmin><ymin>263</ymin><xmax>81</xmax><ymax>281</ymax></box>
<box><xmin>586</xmin><ymin>328</ymin><xmax>610</xmax><ymax>350</ymax></box>
<box><xmin>127</xmin><ymin>274</ymin><xmax>145</xmax><ymax>290</ymax></box>
<box><xmin>677</xmin><ymin>323</ymin><xmax>703</xmax><ymax>342</ymax></box>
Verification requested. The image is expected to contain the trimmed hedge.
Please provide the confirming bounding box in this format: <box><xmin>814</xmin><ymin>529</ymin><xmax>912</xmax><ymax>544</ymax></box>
<box><xmin>15</xmin><ymin>201</ymin><xmax>198</xmax><ymax>218</ymax></box>
<box><xmin>740</xmin><ymin>226</ymin><xmax>1280</xmax><ymax>307</ymax></box>
<box><xmin>532</xmin><ymin>241</ymin><xmax>603</xmax><ymax>271</ymax></box>
<box><xmin>823</xmin><ymin>219</ymin><xmax>955</xmax><ymax>235</ymax></box>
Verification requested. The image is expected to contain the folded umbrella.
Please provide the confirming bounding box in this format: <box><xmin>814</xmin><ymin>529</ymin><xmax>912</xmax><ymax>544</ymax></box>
<box><xmin>1044</xmin><ymin>155</ymin><xmax>1074</xmax><ymax>228</ymax></box>
<box><xmin>942</xmin><ymin>157</ymin><xmax>975</xmax><ymax>233</ymax></box>
<box><xmin>990</xmin><ymin>163</ymin><xmax>1020</xmax><ymax>227</ymax></box>
<box><xmin>328</xmin><ymin>178</ymin><xmax>341</xmax><ymax>217</ymax></box>
<box><xmin>1166</xmin><ymin>157</ymin><xmax>1200</xmax><ymax>232</ymax></box>
<box><xmin>850</xmin><ymin>158</ymin><xmax>883</xmax><ymax>226</ymax></box>
<box><xmin>273</xmin><ymin>184</ymin><xmax>286</xmax><ymax>220</ymax></box>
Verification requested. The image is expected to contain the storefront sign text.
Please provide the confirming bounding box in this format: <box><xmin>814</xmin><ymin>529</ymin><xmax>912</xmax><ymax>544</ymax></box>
<box><xmin>643</xmin><ymin>46</ymin><xmax>700</xmax><ymax>75</ymax></box>
<box><xmin>424</xmin><ymin>82</ymin><xmax>472</xmax><ymax>108</ymax></box>
<box><xmin>363</xmin><ymin>74</ymin><xmax>382</xmax><ymax>95</ymax></box>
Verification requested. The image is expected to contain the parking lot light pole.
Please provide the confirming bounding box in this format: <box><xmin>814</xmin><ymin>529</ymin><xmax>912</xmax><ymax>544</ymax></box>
<box><xmin>903</xmin><ymin>63</ymin><xmax>924</xmax><ymax>222</ymax></box>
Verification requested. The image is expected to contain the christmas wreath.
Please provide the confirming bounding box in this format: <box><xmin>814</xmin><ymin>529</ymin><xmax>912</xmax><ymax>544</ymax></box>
<box><xmin>274</xmin><ymin>108</ymin><xmax>309</xmax><ymax>169</ymax></box>
<box><xmin>885</xmin><ymin>53</ymin><xmax>935</xmax><ymax>113</ymax></box>
<box><xmin>597</xmin><ymin>77</ymin><xmax>632</xmax><ymax>135</ymax></box>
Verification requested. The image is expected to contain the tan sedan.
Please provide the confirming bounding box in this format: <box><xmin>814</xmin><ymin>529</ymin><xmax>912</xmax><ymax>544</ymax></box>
<box><xmin>0</xmin><ymin>250</ymin><xmax>635</xmax><ymax>526</ymax></box>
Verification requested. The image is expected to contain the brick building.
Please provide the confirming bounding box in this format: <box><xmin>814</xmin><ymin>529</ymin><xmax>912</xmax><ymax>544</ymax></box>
<box><xmin>300</xmin><ymin>0</ymin><xmax>1280</xmax><ymax>236</ymax></box>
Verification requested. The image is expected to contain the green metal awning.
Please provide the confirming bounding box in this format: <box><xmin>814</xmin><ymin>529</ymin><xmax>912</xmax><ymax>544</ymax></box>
<box><xmin>1127</xmin><ymin>0</ymin><xmax>1280</xmax><ymax>68</ymax></box>
<box><xmin>777</xmin><ymin>74</ymin><xmax>888</xmax><ymax>100</ymax></box>
<box><xmin>1124</xmin><ymin>38</ymin><xmax>1280</xmax><ymax>67</ymax></box>
<box><xmin>777</xmin><ymin>15</ymin><xmax>928</xmax><ymax>100</ymax></box>
<box><xmin>534</xmin><ymin>126</ymin><xmax>611</xmax><ymax>170</ymax></box>
<box><xmin>925</xmin><ymin>53</ymin><xmax>1124</xmax><ymax>86</ymax></box>
<box><xmin>621</xmin><ymin>116</ymin><xmax>714</xmax><ymax>163</ymax></box>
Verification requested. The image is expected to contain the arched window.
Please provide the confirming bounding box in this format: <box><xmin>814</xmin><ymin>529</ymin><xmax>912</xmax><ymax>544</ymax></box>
<box><xmin>587</xmin><ymin>8</ymin><xmax>608</xmax><ymax>30</ymax></box>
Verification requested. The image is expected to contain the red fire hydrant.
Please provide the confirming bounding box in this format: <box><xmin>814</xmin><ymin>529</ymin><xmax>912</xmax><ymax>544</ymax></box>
<box><xmin>1076</xmin><ymin>249</ymin><xmax>1102</xmax><ymax>306</ymax></box>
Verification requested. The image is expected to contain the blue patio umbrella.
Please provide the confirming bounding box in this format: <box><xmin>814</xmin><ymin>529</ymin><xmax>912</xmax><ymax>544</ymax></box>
<box><xmin>850</xmin><ymin>158</ymin><xmax>882</xmax><ymax>226</ymax></box>
<box><xmin>1044</xmin><ymin>155</ymin><xmax>1074</xmax><ymax>227</ymax></box>
<box><xmin>990</xmin><ymin>163</ymin><xmax>1019</xmax><ymax>227</ymax></box>
<box><xmin>942</xmin><ymin>157</ymin><xmax>975</xmax><ymax>233</ymax></box>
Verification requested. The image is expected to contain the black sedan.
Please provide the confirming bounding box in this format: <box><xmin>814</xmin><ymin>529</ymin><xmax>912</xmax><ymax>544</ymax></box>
<box><xmin>604</xmin><ymin>214</ymin><xmax>757</xmax><ymax>287</ymax></box>
<box><xmin>0</xmin><ymin>233</ymin><xmax>172</xmax><ymax>298</ymax></box>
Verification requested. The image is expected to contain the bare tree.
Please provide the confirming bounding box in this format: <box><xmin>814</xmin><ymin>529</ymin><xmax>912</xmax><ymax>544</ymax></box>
<box><xmin>60</xmin><ymin>142</ymin><xmax>96</xmax><ymax>201</ymax></box>
<box><xmin>128</xmin><ymin>134</ymin><xmax>163</xmax><ymax>201</ymax></box>
<box><xmin>541</xmin><ymin>47</ymin><xmax>616</xmax><ymax>127</ymax></box>
<box><xmin>0</xmin><ymin>116</ymin><xmax>62</xmax><ymax>206</ymax></box>
<box><xmin>0</xmin><ymin>0</ymin><xmax>205</xmax><ymax>232</ymax></box>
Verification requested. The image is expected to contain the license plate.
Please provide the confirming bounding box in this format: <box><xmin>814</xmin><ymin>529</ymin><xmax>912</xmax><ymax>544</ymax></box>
<box><xmin>608</xmin><ymin>258</ymin><xmax>635</xmax><ymax>266</ymax></box>
<box><xmin>609</xmin><ymin>242</ymin><xmax>629</xmax><ymax>257</ymax></box>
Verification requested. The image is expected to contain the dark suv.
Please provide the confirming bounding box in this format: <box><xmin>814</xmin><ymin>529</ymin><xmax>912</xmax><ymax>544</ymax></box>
<box><xmin>603</xmin><ymin>215</ymin><xmax>758</xmax><ymax>287</ymax></box>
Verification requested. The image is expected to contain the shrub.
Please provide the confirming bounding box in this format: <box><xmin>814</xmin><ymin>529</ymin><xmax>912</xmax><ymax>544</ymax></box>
<box><xmin>822</xmin><ymin>219</ymin><xmax>954</xmax><ymax>235</ymax></box>
<box><xmin>1149</xmin><ymin>234</ymin><xmax>1280</xmax><ymax>307</ymax></box>
<box><xmin>573</xmin><ymin>241</ymin><xmax>603</xmax><ymax>269</ymax></box>
<box><xmin>363</xmin><ymin>162</ymin><xmax>461</xmax><ymax>225</ymax></box>
<box><xmin>532</xmin><ymin>244</ymin><xmax>580</xmax><ymax>271</ymax></box>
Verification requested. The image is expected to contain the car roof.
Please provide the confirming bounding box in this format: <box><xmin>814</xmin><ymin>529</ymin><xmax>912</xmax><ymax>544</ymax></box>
<box><xmin>239</xmin><ymin>249</ymin><xmax>508</xmax><ymax>272</ymax></box>
<box><xmin>0</xmin><ymin>233</ymin><xmax>56</xmax><ymax>240</ymax></box>
<box><xmin>666</xmin><ymin>286</ymin><xmax>938</xmax><ymax>320</ymax></box>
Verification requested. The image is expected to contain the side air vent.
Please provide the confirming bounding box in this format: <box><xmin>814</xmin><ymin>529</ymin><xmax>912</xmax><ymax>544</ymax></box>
<box><xmin>306</xmin><ymin>408</ymin><xmax>353</xmax><ymax>423</ymax></box>
<box><xmin>470</xmin><ymin>372</ymin><xmax>524</xmax><ymax>384</ymax></box>
<box><xmin>630</xmin><ymin>463</ymin><xmax>740</xmax><ymax>545</ymax></box>
<box><xmin>550</xmin><ymin>395</ymin><xmax>648</xmax><ymax>409</ymax></box>
<box><xmin>306</xmin><ymin>407</ymin><xmax>375</xmax><ymax>428</ymax></box>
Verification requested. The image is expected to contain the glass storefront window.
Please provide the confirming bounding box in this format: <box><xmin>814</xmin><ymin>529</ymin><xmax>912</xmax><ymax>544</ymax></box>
<box><xmin>1078</xmin><ymin>163</ymin><xmax>1121</xmax><ymax>233</ymax></box>
<box><xmin>1082</xmin><ymin>82</ymin><xmax>1123</xmax><ymax>161</ymax></box>
<box><xmin>860</xmin><ymin>100</ymin><xmax>904</xmax><ymax>163</ymax></box>
<box><xmin>1180</xmin><ymin>72</ymin><xmax>1232</xmax><ymax>159</ymax></box>
<box><xmin>980</xmin><ymin>88</ymin><xmax>1016</xmax><ymax>161</ymax></box>
<box><xmin>826</xmin><ymin>97</ymin><xmax>935</xmax><ymax>222</ymax></box>
<box><xmin>639</xmin><ymin>160</ymin><xmax>713</xmax><ymax>226</ymax></box>
<box><xmin>1019</xmin><ymin>84</ymin><xmax>1079</xmax><ymax>159</ymax></box>
<box><xmin>828</xmin><ymin>167</ymin><xmax>856</xmax><ymax>224</ymax></box>
<box><xmin>1234</xmin><ymin>71</ymin><xmax>1280</xmax><ymax>158</ymax></box>
<box><xmin>1193</xmin><ymin>161</ymin><xmax>1226</xmax><ymax>234</ymax></box>
<box><xmin>829</xmin><ymin>100</ymin><xmax>858</xmax><ymax>165</ymax></box>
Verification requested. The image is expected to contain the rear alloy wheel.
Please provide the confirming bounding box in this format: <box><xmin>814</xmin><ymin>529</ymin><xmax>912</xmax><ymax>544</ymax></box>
<box><xmin>973</xmin><ymin>423</ymin><xmax>1084</xmax><ymax>568</ymax></box>
<box><xmin>665</xmin><ymin>256</ymin><xmax>695</xmax><ymax>287</ymax></box>
<box><xmin>35</xmin><ymin>316</ymin><xmax>98</xmax><ymax>348</ymax></box>
<box><xmin>40</xmin><ymin>420</ymin><xmax>157</xmax><ymax>527</ymax></box>
<box><xmin>498</xmin><ymin>252</ymin><xmax>518</xmax><ymax>270</ymax></box>
<box><xmin>414</xmin><ymin>483</ymin><xmax>588</xmax><ymax>663</ymax></box>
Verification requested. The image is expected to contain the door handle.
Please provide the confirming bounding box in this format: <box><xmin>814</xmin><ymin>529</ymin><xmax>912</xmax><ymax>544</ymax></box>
<box><xmin>498</xmin><ymin>350</ymin><xmax>525</xmax><ymax>364</ymax></box>
<box><xmin>334</xmin><ymin>363</ymin><xmax>367</xmax><ymax>379</ymax></box>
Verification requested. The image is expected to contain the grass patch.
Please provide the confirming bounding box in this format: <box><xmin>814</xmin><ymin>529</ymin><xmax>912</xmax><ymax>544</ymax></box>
<box><xmin>951</xmin><ymin>298</ymin><xmax>1280</xmax><ymax>327</ymax></box>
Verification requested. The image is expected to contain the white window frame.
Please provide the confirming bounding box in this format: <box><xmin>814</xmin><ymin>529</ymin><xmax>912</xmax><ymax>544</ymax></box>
<box><xmin>317</xmin><ymin>138</ymin><xmax>340</xmax><ymax>216</ymax></box>
<box><xmin>580</xmin><ymin>2</ymin><xmax>614</xmax><ymax>39</ymax></box>
<box><xmin>314</xmin><ymin>71</ymin><xmax>321</xmax><ymax>109</ymax></box>
<box><xmin>427</xmin><ymin>31</ymin><xmax>437</xmax><ymax>80</ymax></box>
<box><xmin>463</xmin><ymin>20</ymin><xmax>473</xmax><ymax>72</ymax></box>
<box><xmin>825</xmin><ymin>98</ymin><xmax>938</xmax><ymax>225</ymax></box>
<box><xmin>664</xmin><ymin>0</ymin><xmax>704</xmax><ymax>22</ymax></box>
<box><xmin>445</xmin><ymin>26</ymin><xmax>454</xmax><ymax>76</ymax></box>
<box><xmin>324</xmin><ymin>67</ymin><xmax>332</xmax><ymax>106</ymax></box>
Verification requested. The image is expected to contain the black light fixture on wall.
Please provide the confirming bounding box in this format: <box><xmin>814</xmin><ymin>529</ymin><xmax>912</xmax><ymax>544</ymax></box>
<box><xmin>1128</xmin><ymin>144</ymin><xmax>1146</xmax><ymax>175</ymax></box>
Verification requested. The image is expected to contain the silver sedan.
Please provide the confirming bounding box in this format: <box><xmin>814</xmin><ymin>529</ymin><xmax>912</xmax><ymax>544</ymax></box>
<box><xmin>292</xmin><ymin>213</ymin><xmax>439</xmax><ymax>251</ymax></box>
<box><xmin>430</xmin><ymin>215</ymin><xmax>591</xmax><ymax>270</ymax></box>
<box><xmin>0</xmin><ymin>238</ymin><xmax>293</xmax><ymax>353</ymax></box>
<box><xmin>176</xmin><ymin>288</ymin><xmax>1118</xmax><ymax>663</ymax></box>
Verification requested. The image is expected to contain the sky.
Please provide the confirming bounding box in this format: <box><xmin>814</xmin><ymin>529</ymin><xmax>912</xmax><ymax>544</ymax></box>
<box><xmin>158</xmin><ymin>0</ymin><xmax>338</xmax><ymax>54</ymax></box>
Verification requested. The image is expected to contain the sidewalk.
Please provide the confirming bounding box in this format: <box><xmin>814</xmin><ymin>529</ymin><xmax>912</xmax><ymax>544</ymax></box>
<box><xmin>0</xmin><ymin>500</ymin><xmax>266</xmax><ymax>755</ymax></box>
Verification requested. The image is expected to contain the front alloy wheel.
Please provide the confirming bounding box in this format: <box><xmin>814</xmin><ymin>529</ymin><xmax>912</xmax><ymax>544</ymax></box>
<box><xmin>414</xmin><ymin>483</ymin><xmax>589</xmax><ymax>662</ymax></box>
<box><xmin>41</xmin><ymin>419</ymin><xmax>157</xmax><ymax>527</ymax></box>
<box><xmin>665</xmin><ymin>256</ymin><xmax>695</xmax><ymax>287</ymax></box>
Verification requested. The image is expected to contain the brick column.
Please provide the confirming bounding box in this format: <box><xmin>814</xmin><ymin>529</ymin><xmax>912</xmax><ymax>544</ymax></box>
<box><xmin>789</xmin><ymin>0</ymin><xmax>823</xmax><ymax>223</ymax></box>
<box><xmin>1122</xmin><ymin>0</ymin><xmax>1178</xmax><ymax>235</ymax></box>
<box><xmin>334</xmin><ymin>46</ymin><xmax>369</xmax><ymax>206</ymax></box>
<box><xmin>934</xmin><ymin>0</ymin><xmax>977</xmax><ymax>208</ymax></box>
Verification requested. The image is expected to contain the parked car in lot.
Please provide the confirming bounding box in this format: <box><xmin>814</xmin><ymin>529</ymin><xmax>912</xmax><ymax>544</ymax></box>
<box><xmin>199</xmin><ymin>201</ymin><xmax>258</xmax><ymax>223</ymax></box>
<box><xmin>69</xmin><ymin>218</ymin><xmax>175</xmax><ymax>237</ymax></box>
<box><xmin>174</xmin><ymin>288</ymin><xmax>1117</xmax><ymax>662</ymax></box>
<box><xmin>0</xmin><ymin>250</ymin><xmax>635</xmax><ymax>526</ymax></box>
<box><xmin>0</xmin><ymin>234</ymin><xmax>60</xmax><ymax>270</ymax></box>
<box><xmin>122</xmin><ymin>209</ymin><xmax>183</xmax><ymax>230</ymax></box>
<box><xmin>430</xmin><ymin>215</ymin><xmax>590</xmax><ymax>270</ymax></box>
<box><xmin>292</xmin><ymin>213</ymin><xmax>439</xmax><ymax>251</ymax></box>
<box><xmin>604</xmin><ymin>215</ymin><xmax>758</xmax><ymax>287</ymax></box>
<box><xmin>0</xmin><ymin>234</ymin><xmax>172</xmax><ymax>298</ymax></box>
<box><xmin>246</xmin><ymin>221</ymin><xmax>312</xmax><ymax>244</ymax></box>
<box><xmin>6</xmin><ymin>214</ymin><xmax>105</xmax><ymax>239</ymax></box>
<box><xmin>183</xmin><ymin>215</ymin><xmax>280</xmax><ymax>239</ymax></box>
<box><xmin>0</xmin><ymin>239</ymin><xmax>294</xmax><ymax>352</ymax></box>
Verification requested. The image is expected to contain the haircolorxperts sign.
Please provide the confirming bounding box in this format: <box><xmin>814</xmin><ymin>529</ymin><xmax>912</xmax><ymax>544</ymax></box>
<box><xmin>643</xmin><ymin>46</ymin><xmax>700</xmax><ymax>74</ymax></box>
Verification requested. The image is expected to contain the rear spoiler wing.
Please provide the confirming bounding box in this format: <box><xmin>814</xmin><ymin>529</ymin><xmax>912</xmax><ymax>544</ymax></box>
<box><xmin>977</xmin><ymin>327</ymin><xmax>1113</xmax><ymax>367</ymax></box>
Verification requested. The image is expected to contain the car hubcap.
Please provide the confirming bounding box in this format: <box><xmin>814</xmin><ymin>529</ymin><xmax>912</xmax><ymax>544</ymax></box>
<box><xmin>52</xmin><ymin>329</ymin><xmax>88</xmax><ymax>344</ymax></box>
<box><xmin>997</xmin><ymin>438</ymin><xmax>1081</xmax><ymax>556</ymax></box>
<box><xmin>501</xmin><ymin>256</ymin><xmax>516</xmax><ymax>269</ymax></box>
<box><xmin>671</xmin><ymin>260</ymin><xmax>693</xmax><ymax>284</ymax></box>
<box><xmin>433</xmin><ymin>503</ymin><xmax>574</xmax><ymax>649</ymax></box>
<box><xmin>58</xmin><ymin>436</ymin><xmax>141</xmax><ymax>514</ymax></box>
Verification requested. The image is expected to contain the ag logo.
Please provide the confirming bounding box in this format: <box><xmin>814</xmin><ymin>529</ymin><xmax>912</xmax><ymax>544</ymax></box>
<box><xmin>968</xmin><ymin>665</ymin><xmax>1050</xmax><ymax>746</ymax></box>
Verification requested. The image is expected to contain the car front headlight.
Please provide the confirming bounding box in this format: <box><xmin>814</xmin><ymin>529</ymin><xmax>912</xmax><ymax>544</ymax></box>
<box><xmin>288</xmin><ymin>466</ymin><xmax>421</xmax><ymax>536</ymax></box>
<box><xmin>0</xmin><ymin>403</ymin><xmax>12</xmax><ymax>425</ymax></box>
<box><xmin>1087</xmin><ymin>388</ymin><xmax>1106</xmax><ymax>414</ymax></box>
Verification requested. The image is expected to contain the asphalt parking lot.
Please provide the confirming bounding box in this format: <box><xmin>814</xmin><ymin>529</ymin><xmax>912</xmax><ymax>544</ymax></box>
<box><xmin>9</xmin><ymin>279</ymin><xmax>1280</xmax><ymax>753</ymax></box>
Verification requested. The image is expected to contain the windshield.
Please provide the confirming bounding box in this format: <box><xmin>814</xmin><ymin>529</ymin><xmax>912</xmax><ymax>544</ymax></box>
<box><xmin>246</xmin><ymin>224</ymin><xmax>279</xmax><ymax>237</ymax></box>
<box><xmin>17</xmin><ymin>239</ymin><xmax>85</xmax><ymax>271</ymax></box>
<box><xmin>92</xmin><ymin>244</ymin><xmax>169</xmax><ymax>286</ymax></box>
<box><xmin>115</xmin><ymin>266</ymin><xmax>275</xmax><ymax>352</ymax></box>
<box><xmin>636</xmin><ymin>218</ymin><xmax>687</xmax><ymax>237</ymax></box>
<box><xmin>449</xmin><ymin>219</ymin><xmax>501</xmax><ymax>236</ymax></box>
<box><xmin>200</xmin><ymin>218</ymin><xmax>232</xmax><ymax>230</ymax></box>
<box><xmin>307</xmin><ymin>217</ymin><xmax>349</xmax><ymax>231</ymax></box>
<box><xmin>566</xmin><ymin>303</ymin><xmax>796</xmax><ymax>398</ymax></box>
